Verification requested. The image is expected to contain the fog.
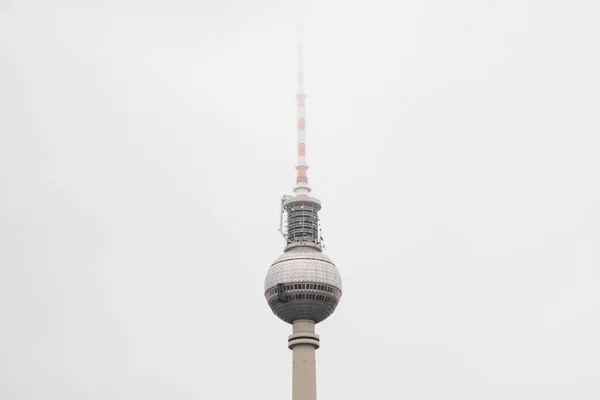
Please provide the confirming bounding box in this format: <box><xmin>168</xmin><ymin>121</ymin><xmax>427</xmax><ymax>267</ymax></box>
<box><xmin>1</xmin><ymin>0</ymin><xmax>599</xmax><ymax>399</ymax></box>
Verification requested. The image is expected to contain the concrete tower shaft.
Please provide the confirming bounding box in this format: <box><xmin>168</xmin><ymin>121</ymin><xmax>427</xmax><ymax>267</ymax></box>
<box><xmin>289</xmin><ymin>320</ymin><xmax>319</xmax><ymax>400</ymax></box>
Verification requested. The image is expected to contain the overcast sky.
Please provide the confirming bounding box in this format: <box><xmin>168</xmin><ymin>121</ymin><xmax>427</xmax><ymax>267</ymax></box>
<box><xmin>1</xmin><ymin>0</ymin><xmax>599</xmax><ymax>399</ymax></box>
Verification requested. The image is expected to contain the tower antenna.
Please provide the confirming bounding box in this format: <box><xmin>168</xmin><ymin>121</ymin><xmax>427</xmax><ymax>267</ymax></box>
<box><xmin>294</xmin><ymin>1</ymin><xmax>310</xmax><ymax>200</ymax></box>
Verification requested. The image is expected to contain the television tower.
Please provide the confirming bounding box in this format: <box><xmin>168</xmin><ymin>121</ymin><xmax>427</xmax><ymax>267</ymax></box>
<box><xmin>264</xmin><ymin>8</ymin><xmax>342</xmax><ymax>400</ymax></box>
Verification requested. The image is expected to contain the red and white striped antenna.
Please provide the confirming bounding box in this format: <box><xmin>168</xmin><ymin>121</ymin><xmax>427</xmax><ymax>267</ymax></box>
<box><xmin>293</xmin><ymin>4</ymin><xmax>311</xmax><ymax>200</ymax></box>
<box><xmin>278</xmin><ymin>2</ymin><xmax>324</xmax><ymax>248</ymax></box>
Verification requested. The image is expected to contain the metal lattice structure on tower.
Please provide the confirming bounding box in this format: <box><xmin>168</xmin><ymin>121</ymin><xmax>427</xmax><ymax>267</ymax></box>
<box><xmin>264</xmin><ymin>6</ymin><xmax>342</xmax><ymax>400</ymax></box>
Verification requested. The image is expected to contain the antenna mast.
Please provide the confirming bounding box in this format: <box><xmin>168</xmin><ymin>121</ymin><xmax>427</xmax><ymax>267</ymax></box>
<box><xmin>293</xmin><ymin>5</ymin><xmax>310</xmax><ymax>200</ymax></box>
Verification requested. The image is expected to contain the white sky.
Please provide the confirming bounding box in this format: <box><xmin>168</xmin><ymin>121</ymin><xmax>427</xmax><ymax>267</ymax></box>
<box><xmin>1</xmin><ymin>0</ymin><xmax>599</xmax><ymax>399</ymax></box>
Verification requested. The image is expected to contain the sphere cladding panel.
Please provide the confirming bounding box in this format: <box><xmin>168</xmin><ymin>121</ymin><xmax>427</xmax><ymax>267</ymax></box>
<box><xmin>264</xmin><ymin>247</ymin><xmax>342</xmax><ymax>291</ymax></box>
<box><xmin>265</xmin><ymin>247</ymin><xmax>342</xmax><ymax>324</ymax></box>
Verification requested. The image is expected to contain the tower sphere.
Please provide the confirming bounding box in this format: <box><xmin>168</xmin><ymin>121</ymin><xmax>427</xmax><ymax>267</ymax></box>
<box><xmin>264</xmin><ymin>246</ymin><xmax>342</xmax><ymax>324</ymax></box>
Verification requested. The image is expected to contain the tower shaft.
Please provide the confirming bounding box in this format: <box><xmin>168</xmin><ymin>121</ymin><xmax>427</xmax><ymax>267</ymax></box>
<box><xmin>289</xmin><ymin>320</ymin><xmax>319</xmax><ymax>400</ymax></box>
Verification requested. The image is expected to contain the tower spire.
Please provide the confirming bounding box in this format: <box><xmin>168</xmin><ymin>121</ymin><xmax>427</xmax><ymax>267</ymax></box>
<box><xmin>294</xmin><ymin>10</ymin><xmax>310</xmax><ymax>200</ymax></box>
